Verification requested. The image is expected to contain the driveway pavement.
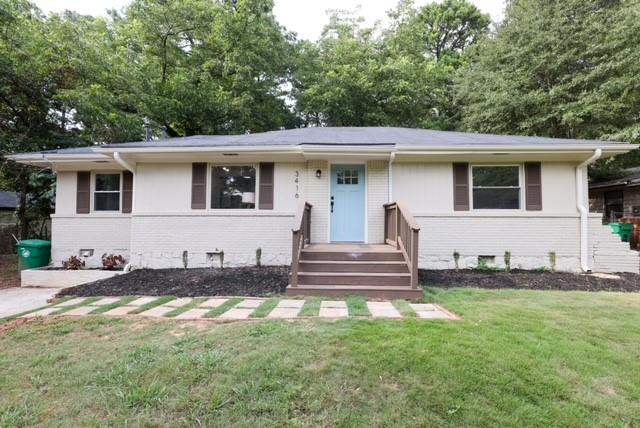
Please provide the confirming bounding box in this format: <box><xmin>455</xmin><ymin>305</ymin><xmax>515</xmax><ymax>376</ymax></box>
<box><xmin>0</xmin><ymin>287</ymin><xmax>58</xmax><ymax>318</ymax></box>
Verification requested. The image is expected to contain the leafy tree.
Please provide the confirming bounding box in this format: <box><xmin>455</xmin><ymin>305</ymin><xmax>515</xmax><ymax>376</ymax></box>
<box><xmin>456</xmin><ymin>0</ymin><xmax>640</xmax><ymax>179</ymax></box>
<box><xmin>0</xmin><ymin>0</ymin><xmax>84</xmax><ymax>238</ymax></box>
<box><xmin>293</xmin><ymin>1</ymin><xmax>489</xmax><ymax>128</ymax></box>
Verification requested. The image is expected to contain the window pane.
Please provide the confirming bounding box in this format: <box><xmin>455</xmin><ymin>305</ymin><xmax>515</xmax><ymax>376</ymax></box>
<box><xmin>211</xmin><ymin>166</ymin><xmax>256</xmax><ymax>209</ymax></box>
<box><xmin>95</xmin><ymin>174</ymin><xmax>120</xmax><ymax>191</ymax></box>
<box><xmin>473</xmin><ymin>188</ymin><xmax>520</xmax><ymax>209</ymax></box>
<box><xmin>95</xmin><ymin>192</ymin><xmax>120</xmax><ymax>211</ymax></box>
<box><xmin>473</xmin><ymin>166</ymin><xmax>519</xmax><ymax>187</ymax></box>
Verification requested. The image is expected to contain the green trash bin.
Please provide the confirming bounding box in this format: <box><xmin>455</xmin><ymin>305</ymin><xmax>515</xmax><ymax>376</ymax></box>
<box><xmin>17</xmin><ymin>239</ymin><xmax>51</xmax><ymax>270</ymax></box>
<box><xmin>618</xmin><ymin>224</ymin><xmax>634</xmax><ymax>242</ymax></box>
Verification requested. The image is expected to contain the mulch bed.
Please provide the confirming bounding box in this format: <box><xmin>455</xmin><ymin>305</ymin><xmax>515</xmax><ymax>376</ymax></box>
<box><xmin>56</xmin><ymin>266</ymin><xmax>640</xmax><ymax>297</ymax></box>
<box><xmin>0</xmin><ymin>254</ymin><xmax>20</xmax><ymax>289</ymax></box>
<box><xmin>421</xmin><ymin>269</ymin><xmax>640</xmax><ymax>292</ymax></box>
<box><xmin>57</xmin><ymin>266</ymin><xmax>289</xmax><ymax>297</ymax></box>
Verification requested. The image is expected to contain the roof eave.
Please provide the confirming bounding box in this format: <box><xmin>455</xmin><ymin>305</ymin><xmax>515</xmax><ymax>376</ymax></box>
<box><xmin>395</xmin><ymin>143</ymin><xmax>637</xmax><ymax>154</ymax></box>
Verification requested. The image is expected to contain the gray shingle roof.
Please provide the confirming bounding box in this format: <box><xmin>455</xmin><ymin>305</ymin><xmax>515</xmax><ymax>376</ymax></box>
<box><xmin>99</xmin><ymin>127</ymin><xmax>621</xmax><ymax>150</ymax></box>
<box><xmin>590</xmin><ymin>167</ymin><xmax>640</xmax><ymax>189</ymax></box>
<box><xmin>12</xmin><ymin>127</ymin><xmax>631</xmax><ymax>157</ymax></box>
<box><xmin>0</xmin><ymin>191</ymin><xmax>18</xmax><ymax>209</ymax></box>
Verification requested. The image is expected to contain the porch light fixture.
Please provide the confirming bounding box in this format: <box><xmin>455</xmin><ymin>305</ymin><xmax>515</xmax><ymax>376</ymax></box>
<box><xmin>316</xmin><ymin>169</ymin><xmax>322</xmax><ymax>178</ymax></box>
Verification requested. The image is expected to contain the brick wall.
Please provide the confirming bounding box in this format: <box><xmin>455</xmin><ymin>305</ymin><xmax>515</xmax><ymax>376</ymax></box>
<box><xmin>367</xmin><ymin>160</ymin><xmax>388</xmax><ymax>243</ymax></box>
<box><xmin>129</xmin><ymin>213</ymin><xmax>295</xmax><ymax>268</ymax></box>
<box><xmin>51</xmin><ymin>215</ymin><xmax>131</xmax><ymax>268</ymax></box>
<box><xmin>414</xmin><ymin>215</ymin><xmax>584</xmax><ymax>271</ymax></box>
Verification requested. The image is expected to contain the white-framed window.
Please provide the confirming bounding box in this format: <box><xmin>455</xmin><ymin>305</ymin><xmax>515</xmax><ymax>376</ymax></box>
<box><xmin>94</xmin><ymin>173</ymin><xmax>121</xmax><ymax>211</ymax></box>
<box><xmin>471</xmin><ymin>165</ymin><xmax>521</xmax><ymax>210</ymax></box>
<box><xmin>210</xmin><ymin>165</ymin><xmax>257</xmax><ymax>209</ymax></box>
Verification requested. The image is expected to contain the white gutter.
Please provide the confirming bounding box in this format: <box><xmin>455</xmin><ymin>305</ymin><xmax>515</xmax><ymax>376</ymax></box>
<box><xmin>113</xmin><ymin>152</ymin><xmax>135</xmax><ymax>174</ymax></box>
<box><xmin>576</xmin><ymin>148</ymin><xmax>602</xmax><ymax>272</ymax></box>
<box><xmin>113</xmin><ymin>152</ymin><xmax>137</xmax><ymax>214</ymax></box>
<box><xmin>388</xmin><ymin>152</ymin><xmax>395</xmax><ymax>202</ymax></box>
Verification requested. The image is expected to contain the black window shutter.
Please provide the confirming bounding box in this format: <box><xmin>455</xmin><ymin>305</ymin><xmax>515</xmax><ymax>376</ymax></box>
<box><xmin>191</xmin><ymin>163</ymin><xmax>207</xmax><ymax>209</ymax></box>
<box><xmin>76</xmin><ymin>171</ymin><xmax>91</xmax><ymax>214</ymax></box>
<box><xmin>259</xmin><ymin>163</ymin><xmax>274</xmax><ymax>210</ymax></box>
<box><xmin>122</xmin><ymin>171</ymin><xmax>133</xmax><ymax>213</ymax></box>
<box><xmin>525</xmin><ymin>162</ymin><xmax>542</xmax><ymax>211</ymax></box>
<box><xmin>453</xmin><ymin>163</ymin><xmax>470</xmax><ymax>211</ymax></box>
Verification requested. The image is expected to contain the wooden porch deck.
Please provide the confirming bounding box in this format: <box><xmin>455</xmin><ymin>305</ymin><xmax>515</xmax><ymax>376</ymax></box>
<box><xmin>286</xmin><ymin>203</ymin><xmax>423</xmax><ymax>300</ymax></box>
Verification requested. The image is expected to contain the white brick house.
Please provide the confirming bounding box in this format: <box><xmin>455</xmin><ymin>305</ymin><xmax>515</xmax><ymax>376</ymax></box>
<box><xmin>10</xmin><ymin>127</ymin><xmax>640</xmax><ymax>278</ymax></box>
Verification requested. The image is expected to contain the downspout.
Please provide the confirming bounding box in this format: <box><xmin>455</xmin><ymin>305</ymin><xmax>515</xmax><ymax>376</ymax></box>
<box><xmin>576</xmin><ymin>148</ymin><xmax>602</xmax><ymax>272</ymax></box>
<box><xmin>388</xmin><ymin>152</ymin><xmax>395</xmax><ymax>202</ymax></box>
<box><xmin>114</xmin><ymin>151</ymin><xmax>136</xmax><ymax>273</ymax></box>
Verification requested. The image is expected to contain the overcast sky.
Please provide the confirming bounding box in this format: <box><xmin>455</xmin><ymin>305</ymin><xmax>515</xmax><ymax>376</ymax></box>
<box><xmin>34</xmin><ymin>0</ymin><xmax>505</xmax><ymax>41</ymax></box>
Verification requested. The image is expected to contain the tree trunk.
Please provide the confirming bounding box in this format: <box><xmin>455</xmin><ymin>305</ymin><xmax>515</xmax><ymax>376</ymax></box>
<box><xmin>18</xmin><ymin>167</ymin><xmax>29</xmax><ymax>239</ymax></box>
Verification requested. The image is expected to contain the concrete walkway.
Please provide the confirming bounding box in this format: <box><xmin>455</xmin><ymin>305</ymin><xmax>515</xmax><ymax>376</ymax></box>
<box><xmin>0</xmin><ymin>287</ymin><xmax>58</xmax><ymax>318</ymax></box>
<box><xmin>16</xmin><ymin>295</ymin><xmax>459</xmax><ymax>321</ymax></box>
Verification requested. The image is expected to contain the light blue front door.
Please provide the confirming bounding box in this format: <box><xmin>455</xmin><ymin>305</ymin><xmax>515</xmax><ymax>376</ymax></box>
<box><xmin>331</xmin><ymin>164</ymin><xmax>365</xmax><ymax>242</ymax></box>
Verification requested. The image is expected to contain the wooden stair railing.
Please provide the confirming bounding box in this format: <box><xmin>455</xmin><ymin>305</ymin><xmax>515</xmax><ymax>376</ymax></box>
<box><xmin>290</xmin><ymin>201</ymin><xmax>312</xmax><ymax>287</ymax></box>
<box><xmin>384</xmin><ymin>202</ymin><xmax>421</xmax><ymax>289</ymax></box>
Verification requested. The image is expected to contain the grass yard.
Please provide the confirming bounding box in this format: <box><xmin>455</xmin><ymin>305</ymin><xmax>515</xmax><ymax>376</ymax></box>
<box><xmin>1</xmin><ymin>289</ymin><xmax>639</xmax><ymax>427</ymax></box>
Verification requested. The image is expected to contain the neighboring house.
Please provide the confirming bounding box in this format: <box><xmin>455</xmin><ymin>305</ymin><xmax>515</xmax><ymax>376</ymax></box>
<box><xmin>590</xmin><ymin>167</ymin><xmax>640</xmax><ymax>223</ymax></box>
<box><xmin>10</xmin><ymin>127</ymin><xmax>640</xmax><ymax>297</ymax></box>
<box><xmin>0</xmin><ymin>191</ymin><xmax>18</xmax><ymax>226</ymax></box>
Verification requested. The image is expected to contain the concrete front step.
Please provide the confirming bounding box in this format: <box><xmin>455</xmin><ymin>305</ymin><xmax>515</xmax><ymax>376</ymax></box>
<box><xmin>298</xmin><ymin>260</ymin><xmax>409</xmax><ymax>273</ymax></box>
<box><xmin>297</xmin><ymin>272</ymin><xmax>411</xmax><ymax>287</ymax></box>
<box><xmin>285</xmin><ymin>284</ymin><xmax>423</xmax><ymax>300</ymax></box>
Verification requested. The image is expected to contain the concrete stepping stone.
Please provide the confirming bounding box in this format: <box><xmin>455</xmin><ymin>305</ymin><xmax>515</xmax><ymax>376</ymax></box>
<box><xmin>138</xmin><ymin>305</ymin><xmax>176</xmax><ymax>318</ymax></box>
<box><xmin>236</xmin><ymin>299</ymin><xmax>265</xmax><ymax>309</ymax></box>
<box><xmin>175</xmin><ymin>308</ymin><xmax>209</xmax><ymax>320</ymax></box>
<box><xmin>200</xmin><ymin>298</ymin><xmax>228</xmax><ymax>308</ymax></box>
<box><xmin>55</xmin><ymin>297</ymin><xmax>88</xmax><ymax>307</ymax></box>
<box><xmin>319</xmin><ymin>301</ymin><xmax>348</xmax><ymax>318</ymax></box>
<box><xmin>277</xmin><ymin>299</ymin><xmax>305</xmax><ymax>309</ymax></box>
<box><xmin>410</xmin><ymin>303</ymin><xmax>438</xmax><ymax>312</ymax></box>
<box><xmin>165</xmin><ymin>298</ymin><xmax>193</xmax><ymax>307</ymax></box>
<box><xmin>128</xmin><ymin>296</ymin><xmax>159</xmax><ymax>306</ymax></box>
<box><xmin>267</xmin><ymin>307</ymin><xmax>301</xmax><ymax>318</ymax></box>
<box><xmin>63</xmin><ymin>305</ymin><xmax>97</xmax><ymax>316</ymax></box>
<box><xmin>90</xmin><ymin>297</ymin><xmax>121</xmax><ymax>306</ymax></box>
<box><xmin>321</xmin><ymin>300</ymin><xmax>347</xmax><ymax>308</ymax></box>
<box><xmin>103</xmin><ymin>305</ymin><xmax>137</xmax><ymax>316</ymax></box>
<box><xmin>410</xmin><ymin>303</ymin><xmax>451</xmax><ymax>319</ymax></box>
<box><xmin>217</xmin><ymin>307</ymin><xmax>255</xmax><ymax>320</ymax></box>
<box><xmin>415</xmin><ymin>310</ymin><xmax>450</xmax><ymax>320</ymax></box>
<box><xmin>367</xmin><ymin>301</ymin><xmax>402</xmax><ymax>318</ymax></box>
<box><xmin>267</xmin><ymin>300</ymin><xmax>304</xmax><ymax>318</ymax></box>
<box><xmin>21</xmin><ymin>307</ymin><xmax>59</xmax><ymax>317</ymax></box>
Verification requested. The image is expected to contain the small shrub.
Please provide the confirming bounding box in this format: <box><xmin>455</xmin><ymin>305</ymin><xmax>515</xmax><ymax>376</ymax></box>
<box><xmin>256</xmin><ymin>247</ymin><xmax>262</xmax><ymax>267</ymax></box>
<box><xmin>476</xmin><ymin>256</ymin><xmax>501</xmax><ymax>272</ymax></box>
<box><xmin>102</xmin><ymin>254</ymin><xmax>126</xmax><ymax>270</ymax></box>
<box><xmin>548</xmin><ymin>251</ymin><xmax>557</xmax><ymax>272</ymax></box>
<box><xmin>504</xmin><ymin>251</ymin><xmax>511</xmax><ymax>273</ymax></box>
<box><xmin>453</xmin><ymin>251</ymin><xmax>460</xmax><ymax>270</ymax></box>
<box><xmin>62</xmin><ymin>256</ymin><xmax>85</xmax><ymax>270</ymax></box>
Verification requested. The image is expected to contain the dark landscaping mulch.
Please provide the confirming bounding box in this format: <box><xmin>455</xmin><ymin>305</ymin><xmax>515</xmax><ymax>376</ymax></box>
<box><xmin>57</xmin><ymin>266</ymin><xmax>289</xmax><ymax>297</ymax></box>
<box><xmin>421</xmin><ymin>269</ymin><xmax>640</xmax><ymax>292</ymax></box>
<box><xmin>57</xmin><ymin>266</ymin><xmax>640</xmax><ymax>297</ymax></box>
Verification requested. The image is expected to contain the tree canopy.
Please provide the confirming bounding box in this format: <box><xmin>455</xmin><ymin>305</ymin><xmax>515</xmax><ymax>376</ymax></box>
<box><xmin>1</xmin><ymin>0</ymin><xmax>640</xmax><ymax>236</ymax></box>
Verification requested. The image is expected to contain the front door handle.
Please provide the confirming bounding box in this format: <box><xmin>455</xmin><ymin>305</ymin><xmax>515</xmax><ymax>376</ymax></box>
<box><xmin>331</xmin><ymin>196</ymin><xmax>334</xmax><ymax>213</ymax></box>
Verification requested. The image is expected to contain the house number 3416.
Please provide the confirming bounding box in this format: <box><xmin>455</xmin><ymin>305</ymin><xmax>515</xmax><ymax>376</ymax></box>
<box><xmin>294</xmin><ymin>170</ymin><xmax>299</xmax><ymax>198</ymax></box>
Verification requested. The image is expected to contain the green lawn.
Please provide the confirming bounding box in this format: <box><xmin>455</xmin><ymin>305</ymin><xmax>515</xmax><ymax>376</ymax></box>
<box><xmin>1</xmin><ymin>288</ymin><xmax>639</xmax><ymax>427</ymax></box>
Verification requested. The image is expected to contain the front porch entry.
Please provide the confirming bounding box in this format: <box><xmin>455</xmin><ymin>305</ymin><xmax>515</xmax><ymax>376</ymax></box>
<box><xmin>288</xmin><ymin>201</ymin><xmax>423</xmax><ymax>300</ymax></box>
<box><xmin>330</xmin><ymin>164</ymin><xmax>365</xmax><ymax>242</ymax></box>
